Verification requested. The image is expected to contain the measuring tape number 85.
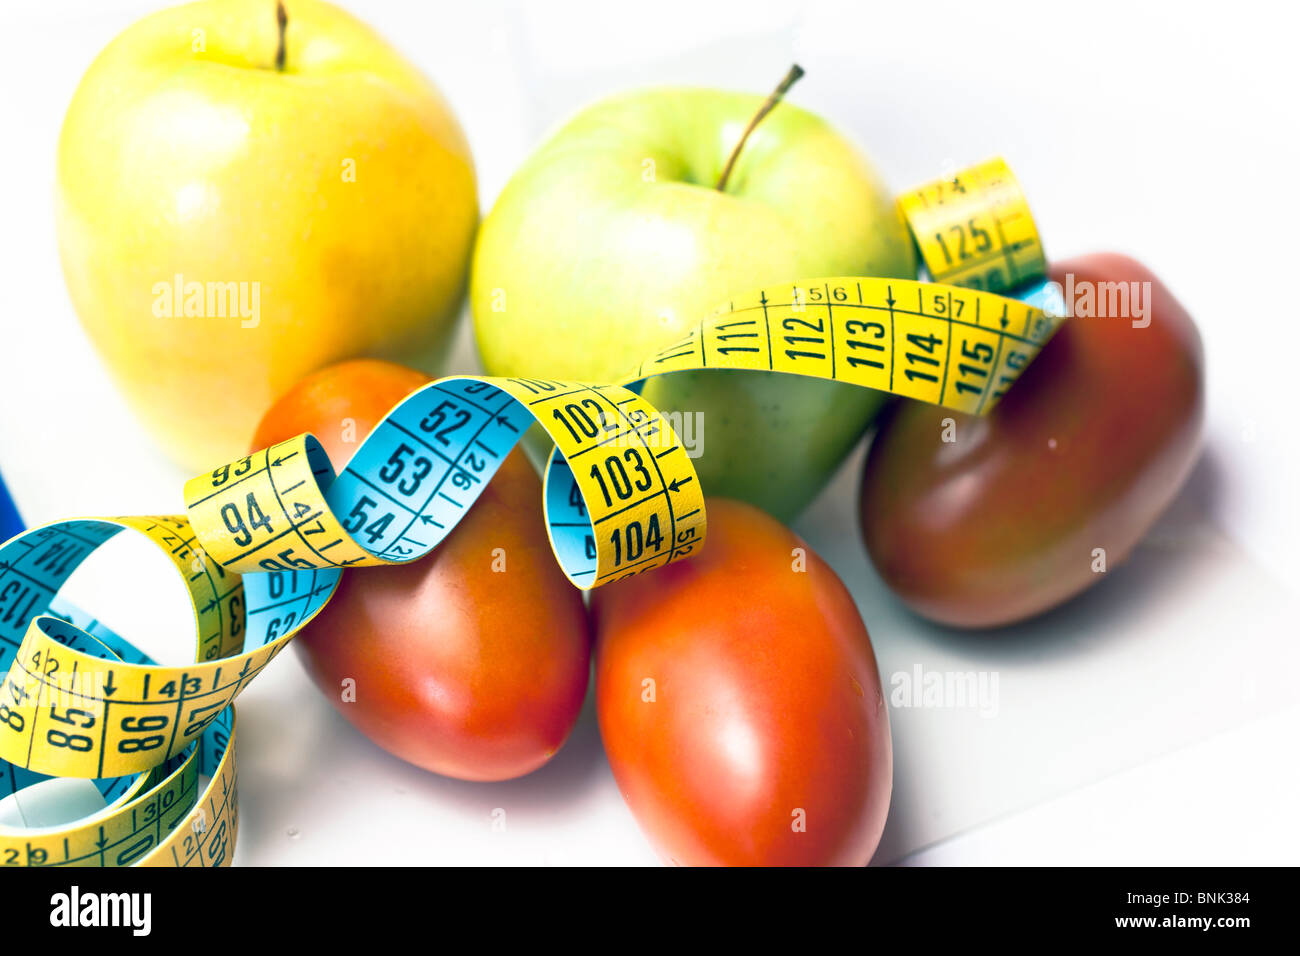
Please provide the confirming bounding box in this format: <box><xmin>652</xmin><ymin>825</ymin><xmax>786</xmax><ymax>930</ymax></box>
<box><xmin>0</xmin><ymin>157</ymin><xmax>1061</xmax><ymax>866</ymax></box>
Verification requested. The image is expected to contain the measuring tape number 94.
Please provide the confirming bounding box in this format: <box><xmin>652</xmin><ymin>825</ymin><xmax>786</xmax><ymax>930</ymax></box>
<box><xmin>0</xmin><ymin>157</ymin><xmax>1061</xmax><ymax>866</ymax></box>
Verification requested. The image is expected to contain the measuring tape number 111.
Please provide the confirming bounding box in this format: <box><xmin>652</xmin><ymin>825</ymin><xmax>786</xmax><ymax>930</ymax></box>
<box><xmin>0</xmin><ymin>156</ymin><xmax>1062</xmax><ymax>866</ymax></box>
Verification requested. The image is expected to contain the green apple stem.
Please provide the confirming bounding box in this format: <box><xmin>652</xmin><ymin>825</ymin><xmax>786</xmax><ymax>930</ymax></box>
<box><xmin>714</xmin><ymin>64</ymin><xmax>805</xmax><ymax>194</ymax></box>
<box><xmin>275</xmin><ymin>1</ymin><xmax>288</xmax><ymax>71</ymax></box>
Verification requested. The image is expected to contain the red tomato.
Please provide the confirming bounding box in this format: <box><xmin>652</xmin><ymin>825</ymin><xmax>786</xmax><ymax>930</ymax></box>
<box><xmin>859</xmin><ymin>253</ymin><xmax>1205</xmax><ymax>628</ymax></box>
<box><xmin>592</xmin><ymin>498</ymin><xmax>892</xmax><ymax>866</ymax></box>
<box><xmin>250</xmin><ymin>358</ymin><xmax>431</xmax><ymax>471</ymax></box>
<box><xmin>253</xmin><ymin>362</ymin><xmax>591</xmax><ymax>781</ymax></box>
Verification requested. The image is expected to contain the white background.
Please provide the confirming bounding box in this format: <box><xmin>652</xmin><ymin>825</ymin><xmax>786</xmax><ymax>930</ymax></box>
<box><xmin>0</xmin><ymin>0</ymin><xmax>1297</xmax><ymax>865</ymax></box>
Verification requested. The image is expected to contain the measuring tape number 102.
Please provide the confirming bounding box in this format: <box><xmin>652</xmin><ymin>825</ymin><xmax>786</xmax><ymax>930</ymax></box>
<box><xmin>0</xmin><ymin>156</ymin><xmax>1061</xmax><ymax>866</ymax></box>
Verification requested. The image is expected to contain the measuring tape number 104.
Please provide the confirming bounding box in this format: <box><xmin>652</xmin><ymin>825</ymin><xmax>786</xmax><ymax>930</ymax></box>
<box><xmin>0</xmin><ymin>157</ymin><xmax>1062</xmax><ymax>866</ymax></box>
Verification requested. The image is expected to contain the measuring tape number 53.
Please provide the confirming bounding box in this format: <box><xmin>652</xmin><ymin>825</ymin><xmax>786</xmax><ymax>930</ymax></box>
<box><xmin>0</xmin><ymin>157</ymin><xmax>1062</xmax><ymax>866</ymax></box>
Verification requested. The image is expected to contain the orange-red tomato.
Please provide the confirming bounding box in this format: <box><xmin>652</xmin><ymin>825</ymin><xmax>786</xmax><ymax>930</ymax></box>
<box><xmin>250</xmin><ymin>358</ymin><xmax>432</xmax><ymax>471</ymax></box>
<box><xmin>592</xmin><ymin>498</ymin><xmax>892</xmax><ymax>866</ymax></box>
<box><xmin>859</xmin><ymin>253</ymin><xmax>1205</xmax><ymax>628</ymax></box>
<box><xmin>253</xmin><ymin>361</ymin><xmax>590</xmax><ymax>781</ymax></box>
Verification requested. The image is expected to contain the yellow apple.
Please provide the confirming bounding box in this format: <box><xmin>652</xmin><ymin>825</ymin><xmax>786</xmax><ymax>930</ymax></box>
<box><xmin>56</xmin><ymin>0</ymin><xmax>477</xmax><ymax>471</ymax></box>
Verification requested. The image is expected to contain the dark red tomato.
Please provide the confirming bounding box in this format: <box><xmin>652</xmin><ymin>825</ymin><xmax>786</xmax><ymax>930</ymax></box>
<box><xmin>592</xmin><ymin>498</ymin><xmax>892</xmax><ymax>866</ymax></box>
<box><xmin>253</xmin><ymin>361</ymin><xmax>590</xmax><ymax>781</ymax></box>
<box><xmin>250</xmin><ymin>358</ymin><xmax>431</xmax><ymax>470</ymax></box>
<box><xmin>859</xmin><ymin>253</ymin><xmax>1204</xmax><ymax>628</ymax></box>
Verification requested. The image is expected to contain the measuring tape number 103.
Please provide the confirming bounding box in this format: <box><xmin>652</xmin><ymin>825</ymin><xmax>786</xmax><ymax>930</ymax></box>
<box><xmin>0</xmin><ymin>156</ymin><xmax>1062</xmax><ymax>866</ymax></box>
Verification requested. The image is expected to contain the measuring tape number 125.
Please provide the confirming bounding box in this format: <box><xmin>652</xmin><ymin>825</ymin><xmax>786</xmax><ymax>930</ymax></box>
<box><xmin>0</xmin><ymin>157</ymin><xmax>1061</xmax><ymax>866</ymax></box>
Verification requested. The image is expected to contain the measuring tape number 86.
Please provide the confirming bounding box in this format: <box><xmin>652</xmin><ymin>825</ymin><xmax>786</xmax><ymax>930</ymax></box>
<box><xmin>0</xmin><ymin>157</ymin><xmax>1061</xmax><ymax>866</ymax></box>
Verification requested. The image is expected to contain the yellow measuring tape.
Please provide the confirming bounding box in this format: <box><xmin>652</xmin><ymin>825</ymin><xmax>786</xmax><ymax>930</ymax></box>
<box><xmin>0</xmin><ymin>157</ymin><xmax>1059</xmax><ymax>865</ymax></box>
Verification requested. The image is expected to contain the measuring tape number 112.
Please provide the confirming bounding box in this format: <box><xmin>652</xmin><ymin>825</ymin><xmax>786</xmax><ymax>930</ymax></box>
<box><xmin>0</xmin><ymin>156</ymin><xmax>1062</xmax><ymax>866</ymax></box>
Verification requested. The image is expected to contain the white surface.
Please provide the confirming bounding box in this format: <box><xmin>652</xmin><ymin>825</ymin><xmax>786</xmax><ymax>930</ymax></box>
<box><xmin>2</xmin><ymin>0</ymin><xmax>1298</xmax><ymax>865</ymax></box>
<box><xmin>903</xmin><ymin>702</ymin><xmax>1300</xmax><ymax>866</ymax></box>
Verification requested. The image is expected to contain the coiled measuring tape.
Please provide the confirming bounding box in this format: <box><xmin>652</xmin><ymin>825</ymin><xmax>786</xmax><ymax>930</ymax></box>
<box><xmin>0</xmin><ymin>157</ymin><xmax>1061</xmax><ymax>865</ymax></box>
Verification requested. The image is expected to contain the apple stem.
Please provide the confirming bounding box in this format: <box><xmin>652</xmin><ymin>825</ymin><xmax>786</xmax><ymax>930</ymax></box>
<box><xmin>275</xmin><ymin>1</ymin><xmax>288</xmax><ymax>71</ymax></box>
<box><xmin>714</xmin><ymin>64</ymin><xmax>805</xmax><ymax>194</ymax></box>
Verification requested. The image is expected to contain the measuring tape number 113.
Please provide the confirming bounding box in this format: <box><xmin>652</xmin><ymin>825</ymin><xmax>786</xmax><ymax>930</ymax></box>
<box><xmin>0</xmin><ymin>156</ymin><xmax>1062</xmax><ymax>866</ymax></box>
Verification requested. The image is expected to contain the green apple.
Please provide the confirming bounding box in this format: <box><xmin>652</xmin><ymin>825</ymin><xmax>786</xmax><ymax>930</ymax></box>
<box><xmin>56</xmin><ymin>0</ymin><xmax>478</xmax><ymax>472</ymax></box>
<box><xmin>471</xmin><ymin>81</ymin><xmax>914</xmax><ymax>519</ymax></box>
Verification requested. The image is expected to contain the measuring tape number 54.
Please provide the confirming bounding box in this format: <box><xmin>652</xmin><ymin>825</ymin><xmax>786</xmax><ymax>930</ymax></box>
<box><xmin>0</xmin><ymin>157</ymin><xmax>1062</xmax><ymax>866</ymax></box>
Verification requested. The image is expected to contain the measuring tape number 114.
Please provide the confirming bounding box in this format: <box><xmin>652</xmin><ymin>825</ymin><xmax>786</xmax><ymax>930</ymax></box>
<box><xmin>0</xmin><ymin>156</ymin><xmax>1061</xmax><ymax>866</ymax></box>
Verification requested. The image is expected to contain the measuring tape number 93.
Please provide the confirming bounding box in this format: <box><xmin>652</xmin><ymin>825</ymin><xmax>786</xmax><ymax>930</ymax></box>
<box><xmin>0</xmin><ymin>157</ymin><xmax>1061</xmax><ymax>866</ymax></box>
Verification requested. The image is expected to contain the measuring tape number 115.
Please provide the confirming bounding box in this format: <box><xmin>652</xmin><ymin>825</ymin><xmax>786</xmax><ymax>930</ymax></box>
<box><xmin>0</xmin><ymin>156</ymin><xmax>1061</xmax><ymax>866</ymax></box>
